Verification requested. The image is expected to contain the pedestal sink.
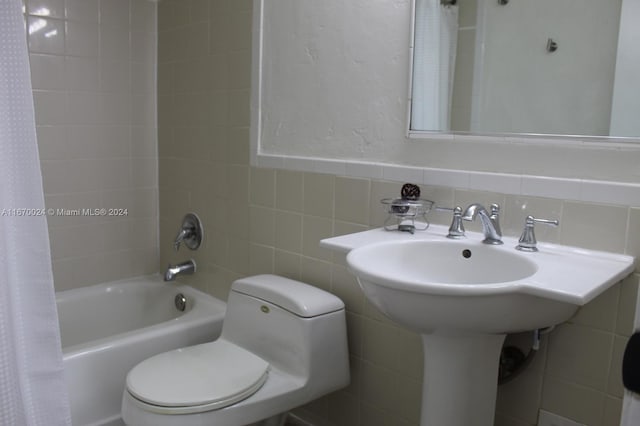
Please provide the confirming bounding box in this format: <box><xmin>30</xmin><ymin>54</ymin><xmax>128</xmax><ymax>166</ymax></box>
<box><xmin>321</xmin><ymin>226</ymin><xmax>634</xmax><ymax>426</ymax></box>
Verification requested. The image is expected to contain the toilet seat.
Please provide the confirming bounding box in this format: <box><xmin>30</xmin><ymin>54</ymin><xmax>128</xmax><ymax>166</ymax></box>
<box><xmin>126</xmin><ymin>340</ymin><xmax>270</xmax><ymax>415</ymax></box>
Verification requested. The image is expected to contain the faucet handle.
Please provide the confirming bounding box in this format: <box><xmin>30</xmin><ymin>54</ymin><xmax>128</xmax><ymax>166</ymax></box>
<box><xmin>516</xmin><ymin>215</ymin><xmax>559</xmax><ymax>252</ymax></box>
<box><xmin>173</xmin><ymin>228</ymin><xmax>190</xmax><ymax>251</ymax></box>
<box><xmin>436</xmin><ymin>206</ymin><xmax>466</xmax><ymax>239</ymax></box>
<box><xmin>173</xmin><ymin>213</ymin><xmax>203</xmax><ymax>252</ymax></box>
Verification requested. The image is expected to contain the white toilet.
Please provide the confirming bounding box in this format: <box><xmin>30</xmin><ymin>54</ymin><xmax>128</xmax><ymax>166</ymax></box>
<box><xmin>121</xmin><ymin>274</ymin><xmax>350</xmax><ymax>426</ymax></box>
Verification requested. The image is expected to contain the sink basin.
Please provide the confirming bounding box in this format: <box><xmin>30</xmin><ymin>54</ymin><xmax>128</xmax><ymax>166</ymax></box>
<box><xmin>323</xmin><ymin>226</ymin><xmax>634</xmax><ymax>426</ymax></box>
<box><xmin>346</xmin><ymin>239</ymin><xmax>572</xmax><ymax>334</ymax></box>
<box><xmin>350</xmin><ymin>239</ymin><xmax>538</xmax><ymax>286</ymax></box>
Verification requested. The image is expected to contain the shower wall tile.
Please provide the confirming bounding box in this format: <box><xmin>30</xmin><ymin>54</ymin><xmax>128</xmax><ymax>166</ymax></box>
<box><xmin>29</xmin><ymin>54</ymin><xmax>66</xmax><ymax>90</ymax></box>
<box><xmin>64</xmin><ymin>56</ymin><xmax>99</xmax><ymax>90</ymax></box>
<box><xmin>32</xmin><ymin>91</ymin><xmax>67</xmax><ymax>125</ymax></box>
<box><xmin>100</xmin><ymin>60</ymin><xmax>131</xmax><ymax>92</ymax></box>
<box><xmin>64</xmin><ymin>0</ymin><xmax>98</xmax><ymax>22</ymax></box>
<box><xmin>157</xmin><ymin>1</ymin><xmax>640</xmax><ymax>426</ymax></box>
<box><xmin>131</xmin><ymin>0</ymin><xmax>156</xmax><ymax>33</ymax></box>
<box><xmin>100</xmin><ymin>24</ymin><xmax>131</xmax><ymax>61</ymax></box>
<box><xmin>27</xmin><ymin>0</ymin><xmax>158</xmax><ymax>290</ymax></box>
<box><xmin>131</xmin><ymin>61</ymin><xmax>156</xmax><ymax>94</ymax></box>
<box><xmin>65</xmin><ymin>20</ymin><xmax>98</xmax><ymax>57</ymax></box>
<box><xmin>27</xmin><ymin>17</ymin><xmax>65</xmax><ymax>54</ymax></box>
<box><xmin>27</xmin><ymin>0</ymin><xmax>65</xmax><ymax>18</ymax></box>
<box><xmin>99</xmin><ymin>0</ymin><xmax>130</xmax><ymax>29</ymax></box>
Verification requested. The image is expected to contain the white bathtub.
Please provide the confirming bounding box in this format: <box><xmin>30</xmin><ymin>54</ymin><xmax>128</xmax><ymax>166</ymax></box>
<box><xmin>57</xmin><ymin>275</ymin><xmax>226</xmax><ymax>426</ymax></box>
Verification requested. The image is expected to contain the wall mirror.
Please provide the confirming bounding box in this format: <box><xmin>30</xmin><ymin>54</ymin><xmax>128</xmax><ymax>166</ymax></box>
<box><xmin>410</xmin><ymin>0</ymin><xmax>640</xmax><ymax>138</ymax></box>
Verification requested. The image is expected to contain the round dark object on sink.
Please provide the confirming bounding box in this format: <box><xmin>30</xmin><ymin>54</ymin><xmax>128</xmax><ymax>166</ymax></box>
<box><xmin>400</xmin><ymin>183</ymin><xmax>421</xmax><ymax>200</ymax></box>
<box><xmin>462</xmin><ymin>249</ymin><xmax>472</xmax><ymax>258</ymax></box>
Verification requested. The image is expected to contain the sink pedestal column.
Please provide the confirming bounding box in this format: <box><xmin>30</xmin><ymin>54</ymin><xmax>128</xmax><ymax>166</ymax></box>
<box><xmin>420</xmin><ymin>333</ymin><xmax>506</xmax><ymax>426</ymax></box>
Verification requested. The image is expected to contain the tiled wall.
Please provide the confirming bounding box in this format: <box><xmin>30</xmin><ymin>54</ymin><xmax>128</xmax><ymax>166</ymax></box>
<box><xmin>158</xmin><ymin>1</ymin><xmax>640</xmax><ymax>425</ymax></box>
<box><xmin>27</xmin><ymin>0</ymin><xmax>159</xmax><ymax>290</ymax></box>
<box><xmin>157</xmin><ymin>0</ymin><xmax>252</xmax><ymax>290</ymax></box>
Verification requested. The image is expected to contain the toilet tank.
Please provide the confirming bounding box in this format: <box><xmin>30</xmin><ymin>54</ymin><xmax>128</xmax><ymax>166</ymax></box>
<box><xmin>221</xmin><ymin>275</ymin><xmax>349</xmax><ymax>396</ymax></box>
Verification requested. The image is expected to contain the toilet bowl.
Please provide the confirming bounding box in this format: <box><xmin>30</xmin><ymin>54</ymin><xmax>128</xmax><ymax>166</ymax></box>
<box><xmin>121</xmin><ymin>274</ymin><xmax>350</xmax><ymax>426</ymax></box>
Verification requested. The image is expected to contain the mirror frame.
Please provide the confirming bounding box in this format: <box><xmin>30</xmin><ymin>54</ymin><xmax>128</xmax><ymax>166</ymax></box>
<box><xmin>405</xmin><ymin>0</ymin><xmax>640</xmax><ymax>146</ymax></box>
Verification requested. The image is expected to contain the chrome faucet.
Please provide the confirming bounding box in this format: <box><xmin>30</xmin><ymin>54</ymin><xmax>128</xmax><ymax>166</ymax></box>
<box><xmin>461</xmin><ymin>203</ymin><xmax>503</xmax><ymax>245</ymax></box>
<box><xmin>164</xmin><ymin>259</ymin><xmax>196</xmax><ymax>281</ymax></box>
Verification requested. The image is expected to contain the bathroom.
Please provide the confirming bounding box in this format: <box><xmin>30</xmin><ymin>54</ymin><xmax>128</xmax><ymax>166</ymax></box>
<box><xmin>3</xmin><ymin>0</ymin><xmax>640</xmax><ymax>425</ymax></box>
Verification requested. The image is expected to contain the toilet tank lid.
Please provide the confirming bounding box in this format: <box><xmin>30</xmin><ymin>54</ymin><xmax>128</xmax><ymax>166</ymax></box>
<box><xmin>231</xmin><ymin>275</ymin><xmax>344</xmax><ymax>318</ymax></box>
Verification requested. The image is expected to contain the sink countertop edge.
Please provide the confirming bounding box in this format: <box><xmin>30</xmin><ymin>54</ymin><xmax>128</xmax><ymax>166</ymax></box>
<box><xmin>322</xmin><ymin>225</ymin><xmax>635</xmax><ymax>306</ymax></box>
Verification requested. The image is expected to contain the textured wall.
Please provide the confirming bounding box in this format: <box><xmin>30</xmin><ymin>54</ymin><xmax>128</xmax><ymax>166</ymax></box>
<box><xmin>28</xmin><ymin>0</ymin><xmax>159</xmax><ymax>290</ymax></box>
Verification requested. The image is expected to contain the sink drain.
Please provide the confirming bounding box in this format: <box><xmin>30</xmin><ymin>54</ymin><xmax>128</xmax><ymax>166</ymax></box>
<box><xmin>462</xmin><ymin>249</ymin><xmax>472</xmax><ymax>258</ymax></box>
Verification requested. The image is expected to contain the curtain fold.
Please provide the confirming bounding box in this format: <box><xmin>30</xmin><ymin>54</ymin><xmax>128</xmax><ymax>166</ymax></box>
<box><xmin>0</xmin><ymin>1</ymin><xmax>71</xmax><ymax>425</ymax></box>
<box><xmin>411</xmin><ymin>0</ymin><xmax>459</xmax><ymax>131</ymax></box>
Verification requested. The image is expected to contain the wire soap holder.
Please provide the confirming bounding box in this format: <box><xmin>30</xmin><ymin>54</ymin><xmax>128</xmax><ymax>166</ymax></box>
<box><xmin>381</xmin><ymin>184</ymin><xmax>433</xmax><ymax>234</ymax></box>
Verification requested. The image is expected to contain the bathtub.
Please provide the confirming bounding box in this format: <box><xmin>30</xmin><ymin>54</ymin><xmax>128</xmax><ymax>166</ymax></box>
<box><xmin>57</xmin><ymin>275</ymin><xmax>226</xmax><ymax>426</ymax></box>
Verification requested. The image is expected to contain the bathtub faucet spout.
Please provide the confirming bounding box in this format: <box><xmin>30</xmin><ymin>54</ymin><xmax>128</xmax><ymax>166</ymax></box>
<box><xmin>164</xmin><ymin>259</ymin><xmax>196</xmax><ymax>281</ymax></box>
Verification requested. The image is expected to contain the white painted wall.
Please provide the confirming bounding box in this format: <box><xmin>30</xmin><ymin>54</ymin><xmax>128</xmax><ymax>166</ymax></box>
<box><xmin>260</xmin><ymin>0</ymin><xmax>410</xmax><ymax>160</ymax></box>
<box><xmin>254</xmin><ymin>0</ymin><xmax>640</xmax><ymax>187</ymax></box>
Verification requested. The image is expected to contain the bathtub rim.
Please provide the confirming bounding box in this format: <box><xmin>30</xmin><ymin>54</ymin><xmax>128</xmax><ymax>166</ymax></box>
<box><xmin>58</xmin><ymin>275</ymin><xmax>226</xmax><ymax>358</ymax></box>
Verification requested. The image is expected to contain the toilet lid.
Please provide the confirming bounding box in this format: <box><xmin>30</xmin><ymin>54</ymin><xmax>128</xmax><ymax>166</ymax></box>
<box><xmin>126</xmin><ymin>340</ymin><xmax>269</xmax><ymax>414</ymax></box>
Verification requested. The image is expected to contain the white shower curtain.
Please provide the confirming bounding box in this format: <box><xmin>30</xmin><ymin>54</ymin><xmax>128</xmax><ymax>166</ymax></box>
<box><xmin>0</xmin><ymin>0</ymin><xmax>71</xmax><ymax>425</ymax></box>
<box><xmin>411</xmin><ymin>0</ymin><xmax>459</xmax><ymax>131</ymax></box>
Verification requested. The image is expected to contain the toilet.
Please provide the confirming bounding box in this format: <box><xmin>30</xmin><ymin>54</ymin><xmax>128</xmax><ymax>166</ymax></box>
<box><xmin>121</xmin><ymin>274</ymin><xmax>350</xmax><ymax>426</ymax></box>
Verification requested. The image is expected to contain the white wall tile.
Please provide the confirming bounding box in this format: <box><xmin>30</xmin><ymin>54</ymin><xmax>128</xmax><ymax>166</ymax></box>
<box><xmin>29</xmin><ymin>54</ymin><xmax>66</xmax><ymax>90</ymax></box>
<box><xmin>581</xmin><ymin>180</ymin><xmax>640</xmax><ymax>206</ymax></box>
<box><xmin>100</xmin><ymin>60</ymin><xmax>131</xmax><ymax>92</ymax></box>
<box><xmin>65</xmin><ymin>0</ymin><xmax>98</xmax><ymax>22</ymax></box>
<box><xmin>423</xmin><ymin>167</ymin><xmax>469</xmax><ymax>188</ymax></box>
<box><xmin>64</xmin><ymin>56</ymin><xmax>99</xmax><ymax>90</ymax></box>
<box><xmin>313</xmin><ymin>158</ymin><xmax>347</xmax><ymax>176</ymax></box>
<box><xmin>28</xmin><ymin>17</ymin><xmax>65</xmax><ymax>54</ymax></box>
<box><xmin>382</xmin><ymin>165</ymin><xmax>423</xmax><ymax>184</ymax></box>
<box><xmin>33</xmin><ymin>90</ymin><xmax>67</xmax><ymax>125</ymax></box>
<box><xmin>100</xmin><ymin>24</ymin><xmax>130</xmax><ymax>61</ymax></box>
<box><xmin>65</xmin><ymin>20</ymin><xmax>98</xmax><ymax>56</ymax></box>
<box><xmin>346</xmin><ymin>161</ymin><xmax>383</xmax><ymax>180</ymax></box>
<box><xmin>99</xmin><ymin>0</ymin><xmax>130</xmax><ymax>28</ymax></box>
<box><xmin>66</xmin><ymin>92</ymin><xmax>100</xmax><ymax>124</ymax></box>
<box><xmin>131</xmin><ymin>61</ymin><xmax>155</xmax><ymax>94</ymax></box>
<box><xmin>28</xmin><ymin>0</ymin><xmax>65</xmax><ymax>18</ymax></box>
<box><xmin>131</xmin><ymin>0</ymin><xmax>156</xmax><ymax>33</ymax></box>
<box><xmin>28</xmin><ymin>0</ymin><xmax>158</xmax><ymax>291</ymax></box>
<box><xmin>521</xmin><ymin>175</ymin><xmax>582</xmax><ymax>200</ymax></box>
<box><xmin>131</xmin><ymin>30</ymin><xmax>155</xmax><ymax>63</ymax></box>
<box><xmin>467</xmin><ymin>171</ymin><xmax>522</xmax><ymax>194</ymax></box>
